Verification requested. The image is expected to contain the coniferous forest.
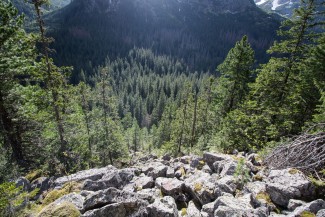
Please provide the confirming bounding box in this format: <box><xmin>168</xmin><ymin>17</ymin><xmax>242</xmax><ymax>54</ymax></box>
<box><xmin>0</xmin><ymin>0</ymin><xmax>324</xmax><ymax>216</ymax></box>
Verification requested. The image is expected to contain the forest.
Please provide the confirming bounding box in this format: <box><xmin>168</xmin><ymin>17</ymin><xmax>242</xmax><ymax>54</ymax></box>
<box><xmin>0</xmin><ymin>0</ymin><xmax>324</xmax><ymax>215</ymax></box>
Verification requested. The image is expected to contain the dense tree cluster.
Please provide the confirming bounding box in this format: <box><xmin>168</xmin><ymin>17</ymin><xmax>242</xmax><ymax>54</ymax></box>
<box><xmin>0</xmin><ymin>0</ymin><xmax>324</xmax><ymax>186</ymax></box>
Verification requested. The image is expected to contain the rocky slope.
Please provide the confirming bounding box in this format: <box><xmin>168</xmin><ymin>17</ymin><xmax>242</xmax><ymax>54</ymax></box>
<box><xmin>17</xmin><ymin>152</ymin><xmax>325</xmax><ymax>217</ymax></box>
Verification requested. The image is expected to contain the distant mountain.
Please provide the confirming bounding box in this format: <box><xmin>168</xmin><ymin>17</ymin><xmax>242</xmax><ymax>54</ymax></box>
<box><xmin>254</xmin><ymin>0</ymin><xmax>300</xmax><ymax>17</ymax></box>
<box><xmin>45</xmin><ymin>0</ymin><xmax>281</xmax><ymax>82</ymax></box>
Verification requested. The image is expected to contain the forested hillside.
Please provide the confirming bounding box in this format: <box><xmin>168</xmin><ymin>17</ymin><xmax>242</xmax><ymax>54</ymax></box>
<box><xmin>44</xmin><ymin>0</ymin><xmax>281</xmax><ymax>82</ymax></box>
<box><xmin>0</xmin><ymin>0</ymin><xmax>324</xmax><ymax>216</ymax></box>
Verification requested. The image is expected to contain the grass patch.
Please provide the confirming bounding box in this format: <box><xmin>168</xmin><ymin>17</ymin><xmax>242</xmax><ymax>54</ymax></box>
<box><xmin>256</xmin><ymin>192</ymin><xmax>273</xmax><ymax>205</ymax></box>
<box><xmin>25</xmin><ymin>169</ymin><xmax>43</xmax><ymax>182</ymax></box>
<box><xmin>42</xmin><ymin>182</ymin><xmax>81</xmax><ymax>206</ymax></box>
<box><xmin>194</xmin><ymin>182</ymin><xmax>202</xmax><ymax>192</ymax></box>
<box><xmin>181</xmin><ymin>208</ymin><xmax>187</xmax><ymax>216</ymax></box>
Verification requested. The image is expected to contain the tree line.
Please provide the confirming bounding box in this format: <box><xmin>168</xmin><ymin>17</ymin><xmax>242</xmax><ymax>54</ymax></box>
<box><xmin>0</xmin><ymin>0</ymin><xmax>324</xmax><ymax>182</ymax></box>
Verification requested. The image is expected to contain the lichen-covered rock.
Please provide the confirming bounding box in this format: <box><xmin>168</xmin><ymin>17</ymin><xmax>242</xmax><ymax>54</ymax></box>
<box><xmin>288</xmin><ymin>199</ymin><xmax>325</xmax><ymax>217</ymax></box>
<box><xmin>38</xmin><ymin>201</ymin><xmax>80</xmax><ymax>217</ymax></box>
<box><xmin>82</xmin><ymin>202</ymin><xmax>126</xmax><ymax>217</ymax></box>
<box><xmin>147</xmin><ymin>196</ymin><xmax>178</xmax><ymax>217</ymax></box>
<box><xmin>213</xmin><ymin>159</ymin><xmax>237</xmax><ymax>176</ymax></box>
<box><xmin>166</xmin><ymin>167</ymin><xmax>175</xmax><ymax>178</ymax></box>
<box><xmin>184</xmin><ymin>171</ymin><xmax>218</xmax><ymax>206</ymax></box>
<box><xmin>52</xmin><ymin>192</ymin><xmax>84</xmax><ymax>211</ymax></box>
<box><xmin>216</xmin><ymin>175</ymin><xmax>237</xmax><ymax>195</ymax></box>
<box><xmin>265</xmin><ymin>168</ymin><xmax>316</xmax><ymax>207</ymax></box>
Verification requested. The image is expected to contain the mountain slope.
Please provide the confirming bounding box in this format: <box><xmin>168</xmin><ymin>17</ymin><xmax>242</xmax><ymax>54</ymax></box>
<box><xmin>254</xmin><ymin>0</ymin><xmax>300</xmax><ymax>17</ymax></box>
<box><xmin>46</xmin><ymin>0</ymin><xmax>281</xmax><ymax>82</ymax></box>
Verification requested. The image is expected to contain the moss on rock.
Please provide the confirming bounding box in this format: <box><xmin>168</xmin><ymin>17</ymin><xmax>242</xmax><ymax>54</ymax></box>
<box><xmin>38</xmin><ymin>202</ymin><xmax>80</xmax><ymax>217</ymax></box>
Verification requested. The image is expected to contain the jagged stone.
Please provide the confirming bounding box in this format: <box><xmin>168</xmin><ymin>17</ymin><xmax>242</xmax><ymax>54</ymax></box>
<box><xmin>166</xmin><ymin>167</ymin><xmax>175</xmax><ymax>178</ymax></box>
<box><xmin>142</xmin><ymin>162</ymin><xmax>167</xmax><ymax>180</ymax></box>
<box><xmin>83</xmin><ymin>169</ymin><xmax>134</xmax><ymax>191</ymax></box>
<box><xmin>82</xmin><ymin>203</ymin><xmax>126</xmax><ymax>217</ymax></box>
<box><xmin>202</xmin><ymin>165</ymin><xmax>212</xmax><ymax>174</ymax></box>
<box><xmin>203</xmin><ymin>152</ymin><xmax>231</xmax><ymax>169</ymax></box>
<box><xmin>162</xmin><ymin>154</ymin><xmax>171</xmax><ymax>161</ymax></box>
<box><xmin>288</xmin><ymin>199</ymin><xmax>306</xmax><ymax>211</ymax></box>
<box><xmin>55</xmin><ymin>166</ymin><xmax>116</xmax><ymax>187</ymax></box>
<box><xmin>180</xmin><ymin>156</ymin><xmax>191</xmax><ymax>164</ymax></box>
<box><xmin>317</xmin><ymin>209</ymin><xmax>325</xmax><ymax>217</ymax></box>
<box><xmin>247</xmin><ymin>153</ymin><xmax>261</xmax><ymax>166</ymax></box>
<box><xmin>184</xmin><ymin>171</ymin><xmax>218</xmax><ymax>206</ymax></box>
<box><xmin>135</xmin><ymin>176</ymin><xmax>154</xmax><ymax>189</ymax></box>
<box><xmin>266</xmin><ymin>168</ymin><xmax>316</xmax><ymax>207</ymax></box>
<box><xmin>83</xmin><ymin>187</ymin><xmax>150</xmax><ymax>213</ymax></box>
<box><xmin>216</xmin><ymin>175</ymin><xmax>237</xmax><ymax>195</ymax></box>
<box><xmin>147</xmin><ymin>196</ymin><xmax>178</xmax><ymax>217</ymax></box>
<box><xmin>186</xmin><ymin>200</ymin><xmax>201</xmax><ymax>217</ymax></box>
<box><xmin>52</xmin><ymin>193</ymin><xmax>84</xmax><ymax>211</ymax></box>
<box><xmin>288</xmin><ymin>199</ymin><xmax>325</xmax><ymax>217</ymax></box>
<box><xmin>160</xmin><ymin>178</ymin><xmax>184</xmax><ymax>196</ymax></box>
<box><xmin>213</xmin><ymin>159</ymin><xmax>237</xmax><ymax>176</ymax></box>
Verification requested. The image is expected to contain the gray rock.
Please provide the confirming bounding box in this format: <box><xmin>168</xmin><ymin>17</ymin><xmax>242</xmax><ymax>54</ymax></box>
<box><xmin>83</xmin><ymin>187</ymin><xmax>150</xmax><ymax>212</ymax></box>
<box><xmin>83</xmin><ymin>169</ymin><xmax>134</xmax><ymax>191</ymax></box>
<box><xmin>162</xmin><ymin>154</ymin><xmax>171</xmax><ymax>161</ymax></box>
<box><xmin>160</xmin><ymin>178</ymin><xmax>184</xmax><ymax>196</ymax></box>
<box><xmin>55</xmin><ymin>166</ymin><xmax>116</xmax><ymax>186</ymax></box>
<box><xmin>317</xmin><ymin>209</ymin><xmax>325</xmax><ymax>217</ymax></box>
<box><xmin>203</xmin><ymin>152</ymin><xmax>231</xmax><ymax>168</ymax></box>
<box><xmin>216</xmin><ymin>175</ymin><xmax>237</xmax><ymax>195</ymax></box>
<box><xmin>201</xmin><ymin>202</ymin><xmax>215</xmax><ymax>217</ymax></box>
<box><xmin>52</xmin><ymin>192</ymin><xmax>84</xmax><ymax>211</ymax></box>
<box><xmin>288</xmin><ymin>199</ymin><xmax>306</xmax><ymax>211</ymax></box>
<box><xmin>135</xmin><ymin>176</ymin><xmax>154</xmax><ymax>189</ymax></box>
<box><xmin>142</xmin><ymin>162</ymin><xmax>167</xmax><ymax>180</ymax></box>
<box><xmin>213</xmin><ymin>159</ymin><xmax>237</xmax><ymax>177</ymax></box>
<box><xmin>16</xmin><ymin>177</ymin><xmax>31</xmax><ymax>191</ymax></box>
<box><xmin>202</xmin><ymin>165</ymin><xmax>212</xmax><ymax>174</ymax></box>
<box><xmin>180</xmin><ymin>156</ymin><xmax>191</xmax><ymax>164</ymax></box>
<box><xmin>82</xmin><ymin>202</ymin><xmax>126</xmax><ymax>217</ymax></box>
<box><xmin>266</xmin><ymin>168</ymin><xmax>316</xmax><ymax>207</ymax></box>
<box><xmin>288</xmin><ymin>199</ymin><xmax>325</xmax><ymax>217</ymax></box>
<box><xmin>147</xmin><ymin>196</ymin><xmax>178</xmax><ymax>217</ymax></box>
<box><xmin>166</xmin><ymin>167</ymin><xmax>175</xmax><ymax>178</ymax></box>
<box><xmin>184</xmin><ymin>171</ymin><xmax>218</xmax><ymax>206</ymax></box>
<box><xmin>186</xmin><ymin>200</ymin><xmax>201</xmax><ymax>217</ymax></box>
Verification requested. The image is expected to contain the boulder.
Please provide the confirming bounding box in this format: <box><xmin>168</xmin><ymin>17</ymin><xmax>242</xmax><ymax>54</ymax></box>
<box><xmin>203</xmin><ymin>152</ymin><xmax>231</xmax><ymax>168</ymax></box>
<box><xmin>213</xmin><ymin>159</ymin><xmax>237</xmax><ymax>176</ymax></box>
<box><xmin>265</xmin><ymin>168</ymin><xmax>316</xmax><ymax>207</ymax></box>
<box><xmin>147</xmin><ymin>196</ymin><xmax>178</xmax><ymax>217</ymax></box>
<box><xmin>287</xmin><ymin>199</ymin><xmax>306</xmax><ymax>211</ymax></box>
<box><xmin>180</xmin><ymin>156</ymin><xmax>191</xmax><ymax>164</ymax></box>
<box><xmin>162</xmin><ymin>154</ymin><xmax>171</xmax><ymax>161</ymax></box>
<box><xmin>184</xmin><ymin>171</ymin><xmax>218</xmax><ymax>206</ymax></box>
<box><xmin>38</xmin><ymin>201</ymin><xmax>80</xmax><ymax>217</ymax></box>
<box><xmin>83</xmin><ymin>169</ymin><xmax>134</xmax><ymax>191</ymax></box>
<box><xmin>317</xmin><ymin>209</ymin><xmax>325</xmax><ymax>217</ymax></box>
<box><xmin>135</xmin><ymin>176</ymin><xmax>154</xmax><ymax>189</ymax></box>
<box><xmin>288</xmin><ymin>199</ymin><xmax>325</xmax><ymax>217</ymax></box>
<box><xmin>83</xmin><ymin>187</ymin><xmax>150</xmax><ymax>212</ymax></box>
<box><xmin>55</xmin><ymin>166</ymin><xmax>116</xmax><ymax>187</ymax></box>
<box><xmin>82</xmin><ymin>203</ymin><xmax>126</xmax><ymax>217</ymax></box>
<box><xmin>160</xmin><ymin>178</ymin><xmax>184</xmax><ymax>196</ymax></box>
<box><xmin>216</xmin><ymin>175</ymin><xmax>238</xmax><ymax>195</ymax></box>
<box><xmin>51</xmin><ymin>193</ymin><xmax>84</xmax><ymax>211</ymax></box>
<box><xmin>166</xmin><ymin>167</ymin><xmax>175</xmax><ymax>178</ymax></box>
<box><xmin>186</xmin><ymin>200</ymin><xmax>201</xmax><ymax>217</ymax></box>
<box><xmin>142</xmin><ymin>162</ymin><xmax>167</xmax><ymax>180</ymax></box>
<box><xmin>16</xmin><ymin>177</ymin><xmax>31</xmax><ymax>191</ymax></box>
<box><xmin>247</xmin><ymin>153</ymin><xmax>262</xmax><ymax>166</ymax></box>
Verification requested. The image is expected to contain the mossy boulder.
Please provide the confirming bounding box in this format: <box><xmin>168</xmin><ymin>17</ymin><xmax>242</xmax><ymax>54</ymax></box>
<box><xmin>38</xmin><ymin>201</ymin><xmax>80</xmax><ymax>217</ymax></box>
<box><xmin>26</xmin><ymin>169</ymin><xmax>43</xmax><ymax>182</ymax></box>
